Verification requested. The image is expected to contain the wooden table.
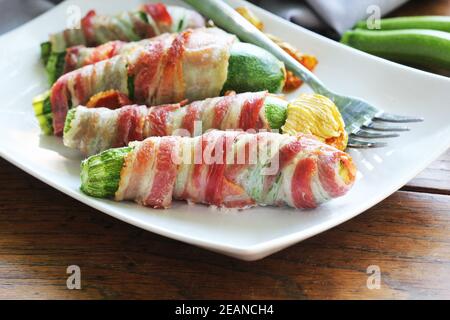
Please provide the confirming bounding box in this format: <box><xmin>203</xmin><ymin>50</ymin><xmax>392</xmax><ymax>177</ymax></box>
<box><xmin>0</xmin><ymin>0</ymin><xmax>449</xmax><ymax>300</ymax></box>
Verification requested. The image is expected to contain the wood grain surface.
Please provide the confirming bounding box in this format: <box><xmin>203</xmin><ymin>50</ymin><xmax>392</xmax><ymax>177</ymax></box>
<box><xmin>402</xmin><ymin>150</ymin><xmax>450</xmax><ymax>195</ymax></box>
<box><xmin>0</xmin><ymin>151</ymin><xmax>449</xmax><ymax>300</ymax></box>
<box><xmin>0</xmin><ymin>0</ymin><xmax>449</xmax><ymax>300</ymax></box>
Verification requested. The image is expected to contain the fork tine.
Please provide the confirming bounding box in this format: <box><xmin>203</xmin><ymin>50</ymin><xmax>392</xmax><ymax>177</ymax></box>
<box><xmin>374</xmin><ymin>112</ymin><xmax>424</xmax><ymax>123</ymax></box>
<box><xmin>347</xmin><ymin>138</ymin><xmax>387</xmax><ymax>148</ymax></box>
<box><xmin>362</xmin><ymin>122</ymin><xmax>410</xmax><ymax>132</ymax></box>
<box><xmin>351</xmin><ymin>129</ymin><xmax>400</xmax><ymax>139</ymax></box>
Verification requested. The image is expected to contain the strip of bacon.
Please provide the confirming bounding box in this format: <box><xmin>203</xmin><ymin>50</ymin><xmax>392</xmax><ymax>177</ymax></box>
<box><xmin>143</xmin><ymin>3</ymin><xmax>173</xmax><ymax>26</ymax></box>
<box><xmin>291</xmin><ymin>158</ymin><xmax>317</xmax><ymax>209</ymax></box>
<box><xmin>204</xmin><ymin>135</ymin><xmax>227</xmax><ymax>206</ymax></box>
<box><xmin>147</xmin><ymin>104</ymin><xmax>181</xmax><ymax>137</ymax></box>
<box><xmin>131</xmin><ymin>39</ymin><xmax>166</xmax><ymax>104</ymax></box>
<box><xmin>64</xmin><ymin>46</ymin><xmax>82</xmax><ymax>74</ymax></box>
<box><xmin>238</xmin><ymin>94</ymin><xmax>266</xmax><ymax>130</ymax></box>
<box><xmin>50</xmin><ymin>76</ymin><xmax>70</xmax><ymax>136</ymax></box>
<box><xmin>181</xmin><ymin>102</ymin><xmax>202</xmax><ymax>136</ymax></box>
<box><xmin>224</xmin><ymin>134</ymin><xmax>256</xmax><ymax>183</ymax></box>
<box><xmin>80</xmin><ymin>10</ymin><xmax>97</xmax><ymax>46</ymax></box>
<box><xmin>221</xmin><ymin>178</ymin><xmax>256</xmax><ymax>208</ymax></box>
<box><xmin>84</xmin><ymin>41</ymin><xmax>125</xmax><ymax>67</ymax></box>
<box><xmin>86</xmin><ymin>90</ymin><xmax>132</xmax><ymax>109</ymax></box>
<box><xmin>144</xmin><ymin>137</ymin><xmax>179</xmax><ymax>208</ymax></box>
<box><xmin>115</xmin><ymin>105</ymin><xmax>144</xmax><ymax>147</ymax></box>
<box><xmin>191</xmin><ymin>136</ymin><xmax>209</xmax><ymax>198</ymax></box>
<box><xmin>212</xmin><ymin>95</ymin><xmax>233</xmax><ymax>129</ymax></box>
<box><xmin>122</xmin><ymin>139</ymin><xmax>157</xmax><ymax>201</ymax></box>
<box><xmin>279</xmin><ymin>140</ymin><xmax>303</xmax><ymax>168</ymax></box>
<box><xmin>262</xmin><ymin>138</ymin><xmax>302</xmax><ymax>194</ymax></box>
<box><xmin>318</xmin><ymin>152</ymin><xmax>355</xmax><ymax>198</ymax></box>
<box><xmin>73</xmin><ymin>72</ymin><xmax>88</xmax><ymax>106</ymax></box>
<box><xmin>155</xmin><ymin>31</ymin><xmax>191</xmax><ymax>104</ymax></box>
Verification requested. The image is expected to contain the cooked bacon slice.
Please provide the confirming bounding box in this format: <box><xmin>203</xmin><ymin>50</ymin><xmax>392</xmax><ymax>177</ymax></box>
<box><xmin>143</xmin><ymin>136</ymin><xmax>179</xmax><ymax>208</ymax></box>
<box><xmin>143</xmin><ymin>3</ymin><xmax>172</xmax><ymax>27</ymax></box>
<box><xmin>291</xmin><ymin>158</ymin><xmax>317</xmax><ymax>208</ymax></box>
<box><xmin>80</xmin><ymin>10</ymin><xmax>97</xmax><ymax>46</ymax></box>
<box><xmin>64</xmin><ymin>91</ymin><xmax>269</xmax><ymax>155</ymax></box>
<box><xmin>86</xmin><ymin>90</ymin><xmax>132</xmax><ymax>109</ymax></box>
<box><xmin>129</xmin><ymin>34</ymin><xmax>171</xmax><ymax>105</ymax></box>
<box><xmin>65</xmin><ymin>41</ymin><xmax>126</xmax><ymax>73</ymax></box>
<box><xmin>114</xmin><ymin>105</ymin><xmax>147</xmax><ymax>147</ymax></box>
<box><xmin>145</xmin><ymin>103</ymin><xmax>182</xmax><ymax>137</ymax></box>
<box><xmin>50</xmin><ymin>75</ymin><xmax>70</xmax><ymax>136</ymax></box>
<box><xmin>114</xmin><ymin>131</ymin><xmax>356</xmax><ymax>209</ymax></box>
<box><xmin>238</xmin><ymin>94</ymin><xmax>266</xmax><ymax>131</ymax></box>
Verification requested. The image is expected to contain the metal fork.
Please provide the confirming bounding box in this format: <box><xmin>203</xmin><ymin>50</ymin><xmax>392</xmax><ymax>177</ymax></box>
<box><xmin>184</xmin><ymin>0</ymin><xmax>423</xmax><ymax>148</ymax></box>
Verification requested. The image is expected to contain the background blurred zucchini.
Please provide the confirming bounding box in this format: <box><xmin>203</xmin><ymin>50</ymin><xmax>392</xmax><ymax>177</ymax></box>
<box><xmin>355</xmin><ymin>16</ymin><xmax>450</xmax><ymax>33</ymax></box>
<box><xmin>341</xmin><ymin>28</ymin><xmax>450</xmax><ymax>72</ymax></box>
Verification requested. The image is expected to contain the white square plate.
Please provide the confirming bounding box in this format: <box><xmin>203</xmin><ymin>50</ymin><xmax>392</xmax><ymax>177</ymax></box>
<box><xmin>0</xmin><ymin>0</ymin><xmax>449</xmax><ymax>260</ymax></box>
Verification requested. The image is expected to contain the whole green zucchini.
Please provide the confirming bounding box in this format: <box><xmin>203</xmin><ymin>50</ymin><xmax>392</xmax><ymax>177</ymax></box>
<box><xmin>341</xmin><ymin>28</ymin><xmax>450</xmax><ymax>71</ymax></box>
<box><xmin>355</xmin><ymin>16</ymin><xmax>450</xmax><ymax>33</ymax></box>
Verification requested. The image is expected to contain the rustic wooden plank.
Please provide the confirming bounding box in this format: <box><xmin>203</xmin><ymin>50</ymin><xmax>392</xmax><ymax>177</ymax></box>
<box><xmin>402</xmin><ymin>149</ymin><xmax>450</xmax><ymax>195</ymax></box>
<box><xmin>0</xmin><ymin>158</ymin><xmax>449</xmax><ymax>299</ymax></box>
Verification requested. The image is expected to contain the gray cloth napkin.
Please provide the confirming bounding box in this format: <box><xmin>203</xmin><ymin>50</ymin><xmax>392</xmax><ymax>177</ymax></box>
<box><xmin>305</xmin><ymin>0</ymin><xmax>410</xmax><ymax>34</ymax></box>
<box><xmin>0</xmin><ymin>0</ymin><xmax>410</xmax><ymax>36</ymax></box>
<box><xmin>0</xmin><ymin>0</ymin><xmax>56</xmax><ymax>35</ymax></box>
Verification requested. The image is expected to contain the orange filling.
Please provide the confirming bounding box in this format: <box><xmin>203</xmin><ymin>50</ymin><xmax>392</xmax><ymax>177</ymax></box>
<box><xmin>86</xmin><ymin>90</ymin><xmax>132</xmax><ymax>109</ymax></box>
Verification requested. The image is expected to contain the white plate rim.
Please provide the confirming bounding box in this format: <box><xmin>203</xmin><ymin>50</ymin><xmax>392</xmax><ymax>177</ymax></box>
<box><xmin>0</xmin><ymin>0</ymin><xmax>449</xmax><ymax>261</ymax></box>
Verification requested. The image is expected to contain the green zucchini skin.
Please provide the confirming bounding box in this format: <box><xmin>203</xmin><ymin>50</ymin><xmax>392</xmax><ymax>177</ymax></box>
<box><xmin>32</xmin><ymin>91</ymin><xmax>53</xmax><ymax>135</ymax></box>
<box><xmin>341</xmin><ymin>29</ymin><xmax>450</xmax><ymax>71</ymax></box>
<box><xmin>355</xmin><ymin>16</ymin><xmax>450</xmax><ymax>33</ymax></box>
<box><xmin>81</xmin><ymin>146</ymin><xmax>133</xmax><ymax>198</ymax></box>
<box><xmin>40</xmin><ymin>42</ymin><xmax>52</xmax><ymax>65</ymax></box>
<box><xmin>45</xmin><ymin>51</ymin><xmax>66</xmax><ymax>85</ymax></box>
<box><xmin>264</xmin><ymin>96</ymin><xmax>287</xmax><ymax>130</ymax></box>
<box><xmin>223</xmin><ymin>42</ymin><xmax>286</xmax><ymax>94</ymax></box>
<box><xmin>64</xmin><ymin>108</ymin><xmax>76</xmax><ymax>134</ymax></box>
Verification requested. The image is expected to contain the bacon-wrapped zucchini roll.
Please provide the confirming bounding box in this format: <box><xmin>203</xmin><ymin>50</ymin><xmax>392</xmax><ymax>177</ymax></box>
<box><xmin>64</xmin><ymin>92</ymin><xmax>348</xmax><ymax>155</ymax></box>
<box><xmin>80</xmin><ymin>131</ymin><xmax>356</xmax><ymax>209</ymax></box>
<box><xmin>42</xmin><ymin>3</ymin><xmax>205</xmax><ymax>81</ymax></box>
<box><xmin>64</xmin><ymin>91</ymin><xmax>284</xmax><ymax>155</ymax></box>
<box><xmin>34</xmin><ymin>28</ymin><xmax>286</xmax><ymax>136</ymax></box>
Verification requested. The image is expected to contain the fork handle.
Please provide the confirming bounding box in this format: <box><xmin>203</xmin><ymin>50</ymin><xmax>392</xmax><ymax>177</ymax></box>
<box><xmin>183</xmin><ymin>0</ymin><xmax>329</xmax><ymax>95</ymax></box>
